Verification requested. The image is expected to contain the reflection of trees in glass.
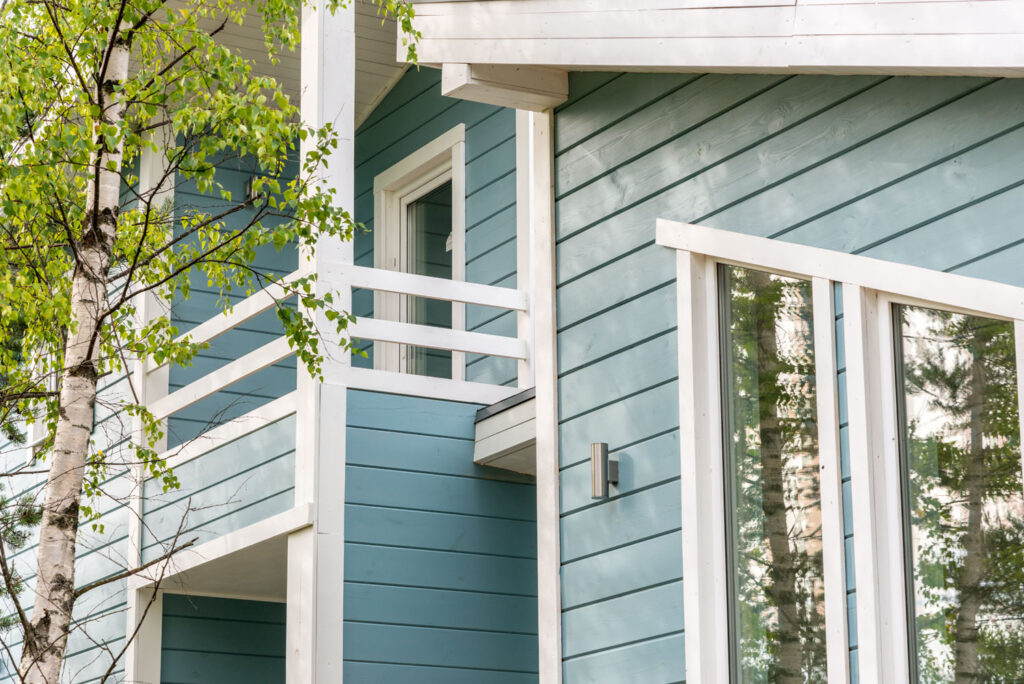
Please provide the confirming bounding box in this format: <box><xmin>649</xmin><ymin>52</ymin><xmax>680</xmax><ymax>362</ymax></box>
<box><xmin>898</xmin><ymin>306</ymin><xmax>1024</xmax><ymax>684</ymax></box>
<box><xmin>721</xmin><ymin>266</ymin><xmax>827</xmax><ymax>683</ymax></box>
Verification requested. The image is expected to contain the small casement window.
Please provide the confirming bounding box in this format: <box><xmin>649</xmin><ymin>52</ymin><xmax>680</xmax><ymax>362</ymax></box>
<box><xmin>658</xmin><ymin>219</ymin><xmax>1024</xmax><ymax>684</ymax></box>
<box><xmin>373</xmin><ymin>125</ymin><xmax>466</xmax><ymax>379</ymax></box>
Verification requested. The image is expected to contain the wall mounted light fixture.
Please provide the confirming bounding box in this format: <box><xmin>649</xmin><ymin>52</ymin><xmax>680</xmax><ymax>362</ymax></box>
<box><xmin>590</xmin><ymin>442</ymin><xmax>619</xmax><ymax>499</ymax></box>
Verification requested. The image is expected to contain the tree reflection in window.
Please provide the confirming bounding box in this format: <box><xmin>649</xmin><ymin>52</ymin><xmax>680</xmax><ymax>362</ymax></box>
<box><xmin>896</xmin><ymin>305</ymin><xmax>1024</xmax><ymax>683</ymax></box>
<box><xmin>720</xmin><ymin>265</ymin><xmax>828</xmax><ymax>683</ymax></box>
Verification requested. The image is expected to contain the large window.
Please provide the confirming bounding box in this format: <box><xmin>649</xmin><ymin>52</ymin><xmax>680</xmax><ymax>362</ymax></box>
<box><xmin>720</xmin><ymin>266</ymin><xmax>828</xmax><ymax>682</ymax></box>
<box><xmin>660</xmin><ymin>219</ymin><xmax>1024</xmax><ymax>684</ymax></box>
<box><xmin>895</xmin><ymin>305</ymin><xmax>1024</xmax><ymax>683</ymax></box>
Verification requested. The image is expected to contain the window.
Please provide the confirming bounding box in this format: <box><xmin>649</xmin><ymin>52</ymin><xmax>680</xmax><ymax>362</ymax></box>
<box><xmin>895</xmin><ymin>305</ymin><xmax>1024</xmax><ymax>683</ymax></box>
<box><xmin>720</xmin><ymin>265</ymin><xmax>828</xmax><ymax>682</ymax></box>
<box><xmin>659</xmin><ymin>219</ymin><xmax>1024</xmax><ymax>684</ymax></box>
<box><xmin>373</xmin><ymin>125</ymin><xmax>465</xmax><ymax>379</ymax></box>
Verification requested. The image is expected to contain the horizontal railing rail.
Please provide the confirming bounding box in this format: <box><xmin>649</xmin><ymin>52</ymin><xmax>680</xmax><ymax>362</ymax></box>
<box><xmin>343</xmin><ymin>264</ymin><xmax>528</xmax><ymax>311</ymax></box>
<box><xmin>145</xmin><ymin>264</ymin><xmax>529</xmax><ymax>426</ymax></box>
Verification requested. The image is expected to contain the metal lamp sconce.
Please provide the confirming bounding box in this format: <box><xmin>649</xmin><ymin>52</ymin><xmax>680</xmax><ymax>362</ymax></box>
<box><xmin>590</xmin><ymin>442</ymin><xmax>619</xmax><ymax>499</ymax></box>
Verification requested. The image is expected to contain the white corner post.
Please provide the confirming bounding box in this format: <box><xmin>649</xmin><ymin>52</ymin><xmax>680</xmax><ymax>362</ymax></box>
<box><xmin>529</xmin><ymin>109</ymin><xmax>562</xmax><ymax>684</ymax></box>
<box><xmin>124</xmin><ymin>129</ymin><xmax>173</xmax><ymax>684</ymax></box>
<box><xmin>291</xmin><ymin>1</ymin><xmax>354</xmax><ymax>682</ymax></box>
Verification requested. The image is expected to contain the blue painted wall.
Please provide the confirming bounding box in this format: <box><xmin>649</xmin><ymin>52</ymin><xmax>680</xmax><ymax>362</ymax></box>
<box><xmin>354</xmin><ymin>68</ymin><xmax>519</xmax><ymax>385</ymax></box>
<box><xmin>169</xmin><ymin>155</ymin><xmax>300</xmax><ymax>448</ymax></box>
<box><xmin>554</xmin><ymin>72</ymin><xmax>1024</xmax><ymax>682</ymax></box>
<box><xmin>160</xmin><ymin>594</ymin><xmax>285</xmax><ymax>683</ymax></box>
<box><xmin>0</xmin><ymin>374</ymin><xmax>135</xmax><ymax>683</ymax></box>
<box><xmin>343</xmin><ymin>390</ymin><xmax>538</xmax><ymax>682</ymax></box>
<box><xmin>141</xmin><ymin>415</ymin><xmax>296</xmax><ymax>563</ymax></box>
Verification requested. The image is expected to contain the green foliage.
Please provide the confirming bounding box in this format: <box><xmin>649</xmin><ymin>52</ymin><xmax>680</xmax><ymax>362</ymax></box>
<box><xmin>0</xmin><ymin>0</ymin><xmax>418</xmax><ymax>661</ymax></box>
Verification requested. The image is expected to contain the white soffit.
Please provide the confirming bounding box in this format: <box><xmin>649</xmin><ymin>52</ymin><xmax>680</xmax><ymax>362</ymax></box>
<box><xmin>213</xmin><ymin>0</ymin><xmax>407</xmax><ymax>128</ymax></box>
<box><xmin>410</xmin><ymin>0</ymin><xmax>1024</xmax><ymax>77</ymax></box>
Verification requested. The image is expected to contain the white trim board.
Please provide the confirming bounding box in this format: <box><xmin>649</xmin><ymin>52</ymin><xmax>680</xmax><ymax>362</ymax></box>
<box><xmin>526</xmin><ymin>109</ymin><xmax>563</xmax><ymax>684</ymax></box>
<box><xmin>410</xmin><ymin>1</ymin><xmax>1024</xmax><ymax>76</ymax></box>
<box><xmin>656</xmin><ymin>220</ymin><xmax>1024</xmax><ymax>321</ymax></box>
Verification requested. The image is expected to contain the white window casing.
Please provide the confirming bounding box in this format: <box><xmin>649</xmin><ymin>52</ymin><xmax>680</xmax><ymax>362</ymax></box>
<box><xmin>372</xmin><ymin>124</ymin><xmax>467</xmax><ymax>378</ymax></box>
<box><xmin>659</xmin><ymin>218</ymin><xmax>1024</xmax><ymax>684</ymax></box>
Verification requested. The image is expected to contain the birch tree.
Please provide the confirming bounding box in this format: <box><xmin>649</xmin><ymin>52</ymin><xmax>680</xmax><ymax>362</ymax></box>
<box><xmin>0</xmin><ymin>0</ymin><xmax>417</xmax><ymax>680</ymax></box>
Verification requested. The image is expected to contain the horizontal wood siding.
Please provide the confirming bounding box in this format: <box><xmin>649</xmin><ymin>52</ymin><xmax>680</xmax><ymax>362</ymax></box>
<box><xmin>160</xmin><ymin>594</ymin><xmax>285</xmax><ymax>683</ymax></box>
<box><xmin>354</xmin><ymin>68</ymin><xmax>519</xmax><ymax>384</ymax></box>
<box><xmin>141</xmin><ymin>415</ymin><xmax>296</xmax><ymax>563</ymax></box>
<box><xmin>343</xmin><ymin>390</ymin><xmax>538</xmax><ymax>682</ymax></box>
<box><xmin>554</xmin><ymin>71</ymin><xmax>1024</xmax><ymax>682</ymax></box>
<box><xmin>169</xmin><ymin>158</ymin><xmax>299</xmax><ymax>448</ymax></box>
<box><xmin>0</xmin><ymin>375</ymin><xmax>135</xmax><ymax>682</ymax></box>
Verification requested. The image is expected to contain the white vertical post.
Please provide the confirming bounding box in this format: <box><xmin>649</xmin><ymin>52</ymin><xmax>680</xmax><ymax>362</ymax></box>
<box><xmin>515</xmin><ymin>110</ymin><xmax>534</xmax><ymax>389</ymax></box>
<box><xmin>677</xmin><ymin>251</ymin><xmax>729</xmax><ymax>684</ymax></box>
<box><xmin>290</xmin><ymin>1</ymin><xmax>354</xmax><ymax>682</ymax></box>
<box><xmin>451</xmin><ymin>140</ymin><xmax>467</xmax><ymax>381</ymax></box>
<box><xmin>531</xmin><ymin>109</ymin><xmax>562</xmax><ymax>684</ymax></box>
<box><xmin>811</xmin><ymin>277</ymin><xmax>850</xmax><ymax>684</ymax></box>
<box><xmin>843</xmin><ymin>285</ymin><xmax>910</xmax><ymax>683</ymax></box>
<box><xmin>124</xmin><ymin>130</ymin><xmax>172</xmax><ymax>684</ymax></box>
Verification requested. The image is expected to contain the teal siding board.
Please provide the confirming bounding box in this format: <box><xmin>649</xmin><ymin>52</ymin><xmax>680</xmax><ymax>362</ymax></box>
<box><xmin>169</xmin><ymin>158</ymin><xmax>299</xmax><ymax>448</ymax></box>
<box><xmin>353</xmin><ymin>69</ymin><xmax>519</xmax><ymax>384</ymax></box>
<box><xmin>343</xmin><ymin>390</ymin><xmax>538</xmax><ymax>681</ymax></box>
<box><xmin>160</xmin><ymin>594</ymin><xmax>285</xmax><ymax>684</ymax></box>
<box><xmin>141</xmin><ymin>415</ymin><xmax>295</xmax><ymax>562</ymax></box>
<box><xmin>555</xmin><ymin>72</ymin><xmax>1024</xmax><ymax>682</ymax></box>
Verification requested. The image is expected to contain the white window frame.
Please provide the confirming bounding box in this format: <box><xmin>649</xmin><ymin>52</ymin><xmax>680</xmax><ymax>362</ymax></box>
<box><xmin>658</xmin><ymin>218</ymin><xmax>1024</xmax><ymax>684</ymax></box>
<box><xmin>373</xmin><ymin>124</ymin><xmax>467</xmax><ymax>379</ymax></box>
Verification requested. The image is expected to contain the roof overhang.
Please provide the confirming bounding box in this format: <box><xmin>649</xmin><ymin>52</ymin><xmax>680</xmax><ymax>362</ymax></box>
<box><xmin>410</xmin><ymin>0</ymin><xmax>1024</xmax><ymax>97</ymax></box>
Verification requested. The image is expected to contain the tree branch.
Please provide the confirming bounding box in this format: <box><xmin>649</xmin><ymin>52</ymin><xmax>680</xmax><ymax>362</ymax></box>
<box><xmin>73</xmin><ymin>537</ymin><xmax>197</xmax><ymax>599</ymax></box>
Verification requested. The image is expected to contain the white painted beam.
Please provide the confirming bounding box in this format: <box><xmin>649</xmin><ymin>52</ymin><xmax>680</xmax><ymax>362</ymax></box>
<box><xmin>412</xmin><ymin>0</ymin><xmax>1024</xmax><ymax>77</ymax></box>
<box><xmin>441</xmin><ymin>63</ymin><xmax>568</xmax><ymax>111</ymax></box>
<box><xmin>295</xmin><ymin>0</ymin><xmax>354</xmax><ymax>682</ymax></box>
<box><xmin>657</xmin><ymin>220</ymin><xmax>1024</xmax><ymax>321</ymax></box>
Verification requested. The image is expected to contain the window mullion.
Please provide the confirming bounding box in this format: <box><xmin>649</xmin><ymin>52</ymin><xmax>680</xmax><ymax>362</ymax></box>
<box><xmin>812</xmin><ymin>277</ymin><xmax>850</xmax><ymax>684</ymax></box>
<box><xmin>842</xmin><ymin>284</ymin><xmax>911</xmax><ymax>683</ymax></box>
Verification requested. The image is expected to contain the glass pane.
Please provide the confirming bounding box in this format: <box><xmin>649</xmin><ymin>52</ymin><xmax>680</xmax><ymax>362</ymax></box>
<box><xmin>896</xmin><ymin>305</ymin><xmax>1024</xmax><ymax>683</ymax></box>
<box><xmin>405</xmin><ymin>181</ymin><xmax>452</xmax><ymax>378</ymax></box>
<box><xmin>720</xmin><ymin>265</ymin><xmax>828</xmax><ymax>683</ymax></box>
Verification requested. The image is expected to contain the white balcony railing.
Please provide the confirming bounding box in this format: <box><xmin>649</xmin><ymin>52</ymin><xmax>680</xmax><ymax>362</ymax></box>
<box><xmin>147</xmin><ymin>264</ymin><xmax>530</xmax><ymax>427</ymax></box>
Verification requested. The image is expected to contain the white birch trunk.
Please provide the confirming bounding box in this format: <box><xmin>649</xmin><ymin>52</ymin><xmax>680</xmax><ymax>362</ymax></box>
<box><xmin>18</xmin><ymin>31</ymin><xmax>130</xmax><ymax>684</ymax></box>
